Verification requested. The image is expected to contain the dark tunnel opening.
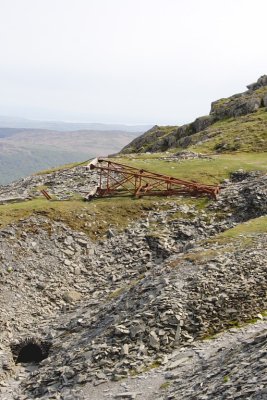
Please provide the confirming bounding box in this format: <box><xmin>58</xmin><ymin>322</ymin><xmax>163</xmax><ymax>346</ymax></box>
<box><xmin>11</xmin><ymin>338</ymin><xmax>51</xmax><ymax>365</ymax></box>
<box><xmin>16</xmin><ymin>343</ymin><xmax>45</xmax><ymax>364</ymax></box>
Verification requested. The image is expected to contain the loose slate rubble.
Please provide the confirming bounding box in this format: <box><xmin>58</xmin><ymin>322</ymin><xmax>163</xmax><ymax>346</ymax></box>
<box><xmin>0</xmin><ymin>165</ymin><xmax>99</xmax><ymax>202</ymax></box>
<box><xmin>211</xmin><ymin>171</ymin><xmax>267</xmax><ymax>221</ymax></box>
<box><xmin>0</xmin><ymin>168</ymin><xmax>266</xmax><ymax>399</ymax></box>
<box><xmin>8</xmin><ymin>230</ymin><xmax>264</xmax><ymax>399</ymax></box>
<box><xmin>160</xmin><ymin>151</ymin><xmax>211</xmax><ymax>162</ymax></box>
<box><xmin>161</xmin><ymin>328</ymin><xmax>267</xmax><ymax>400</ymax></box>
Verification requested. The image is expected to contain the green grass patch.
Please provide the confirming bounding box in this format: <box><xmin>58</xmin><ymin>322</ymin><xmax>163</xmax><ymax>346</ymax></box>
<box><xmin>190</xmin><ymin>109</ymin><xmax>267</xmax><ymax>153</ymax></box>
<box><xmin>201</xmin><ymin>313</ymin><xmax>265</xmax><ymax>341</ymax></box>
<box><xmin>224</xmin><ymin>314</ymin><xmax>265</xmax><ymax>330</ymax></box>
<box><xmin>183</xmin><ymin>249</ymin><xmax>226</xmax><ymax>264</ymax></box>
<box><xmin>210</xmin><ymin>215</ymin><xmax>267</xmax><ymax>245</ymax></box>
<box><xmin>0</xmin><ymin>197</ymin><xmax>163</xmax><ymax>240</ymax></box>
<box><xmin>108</xmin><ymin>276</ymin><xmax>144</xmax><ymax>300</ymax></box>
<box><xmin>108</xmin><ymin>287</ymin><xmax>126</xmax><ymax>299</ymax></box>
<box><xmin>171</xmin><ymin>215</ymin><xmax>267</xmax><ymax>268</ymax></box>
<box><xmin>142</xmin><ymin>360</ymin><xmax>162</xmax><ymax>372</ymax></box>
<box><xmin>198</xmin><ymin>216</ymin><xmax>267</xmax><ymax>254</ymax></box>
<box><xmin>160</xmin><ymin>382</ymin><xmax>171</xmax><ymax>390</ymax></box>
<box><xmin>113</xmin><ymin>152</ymin><xmax>267</xmax><ymax>185</ymax></box>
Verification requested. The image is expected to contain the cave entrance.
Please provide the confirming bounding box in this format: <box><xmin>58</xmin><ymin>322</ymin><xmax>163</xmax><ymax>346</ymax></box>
<box><xmin>11</xmin><ymin>338</ymin><xmax>51</xmax><ymax>364</ymax></box>
<box><xmin>17</xmin><ymin>342</ymin><xmax>44</xmax><ymax>363</ymax></box>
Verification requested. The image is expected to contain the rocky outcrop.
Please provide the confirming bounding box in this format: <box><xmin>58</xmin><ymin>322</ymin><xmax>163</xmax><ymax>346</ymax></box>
<box><xmin>210</xmin><ymin>75</ymin><xmax>267</xmax><ymax>120</ymax></box>
<box><xmin>210</xmin><ymin>92</ymin><xmax>264</xmax><ymax>119</ymax></box>
<box><xmin>247</xmin><ymin>74</ymin><xmax>267</xmax><ymax>91</ymax></box>
<box><xmin>120</xmin><ymin>125</ymin><xmax>178</xmax><ymax>154</ymax></box>
<box><xmin>191</xmin><ymin>115</ymin><xmax>216</xmax><ymax>132</ymax></box>
<box><xmin>120</xmin><ymin>75</ymin><xmax>267</xmax><ymax>154</ymax></box>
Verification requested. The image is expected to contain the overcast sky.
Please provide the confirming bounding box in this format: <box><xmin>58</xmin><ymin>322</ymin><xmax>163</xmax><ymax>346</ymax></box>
<box><xmin>0</xmin><ymin>0</ymin><xmax>266</xmax><ymax>125</ymax></box>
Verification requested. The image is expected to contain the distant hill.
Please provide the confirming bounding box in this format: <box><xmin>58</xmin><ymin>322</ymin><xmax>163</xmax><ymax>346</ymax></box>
<box><xmin>0</xmin><ymin>128</ymin><xmax>142</xmax><ymax>185</ymax></box>
<box><xmin>0</xmin><ymin>116</ymin><xmax>151</xmax><ymax>133</ymax></box>
<box><xmin>120</xmin><ymin>75</ymin><xmax>267</xmax><ymax>154</ymax></box>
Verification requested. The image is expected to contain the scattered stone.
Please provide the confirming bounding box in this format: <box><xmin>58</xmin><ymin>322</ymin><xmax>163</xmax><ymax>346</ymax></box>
<box><xmin>114</xmin><ymin>392</ymin><xmax>139</xmax><ymax>399</ymax></box>
<box><xmin>63</xmin><ymin>291</ymin><xmax>82</xmax><ymax>303</ymax></box>
<box><xmin>0</xmin><ymin>163</ymin><xmax>266</xmax><ymax>399</ymax></box>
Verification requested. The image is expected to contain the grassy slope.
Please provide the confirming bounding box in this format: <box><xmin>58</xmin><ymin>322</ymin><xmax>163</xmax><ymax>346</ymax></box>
<box><xmin>114</xmin><ymin>153</ymin><xmax>267</xmax><ymax>184</ymax></box>
<box><xmin>35</xmin><ymin>150</ymin><xmax>266</xmax><ymax>187</ymax></box>
<box><xmin>0</xmin><ymin>197</ymin><xmax>164</xmax><ymax>240</ymax></box>
<box><xmin>30</xmin><ymin>103</ymin><xmax>266</xmax><ymax>241</ymax></box>
<box><xmin>120</xmin><ymin>107</ymin><xmax>267</xmax><ymax>155</ymax></box>
<box><xmin>207</xmin><ymin>214</ymin><xmax>267</xmax><ymax>248</ymax></box>
<box><xmin>0</xmin><ymin>151</ymin><xmax>265</xmax><ymax>244</ymax></box>
<box><xmin>188</xmin><ymin>109</ymin><xmax>267</xmax><ymax>153</ymax></box>
<box><xmin>182</xmin><ymin>215</ymin><xmax>267</xmax><ymax>267</ymax></box>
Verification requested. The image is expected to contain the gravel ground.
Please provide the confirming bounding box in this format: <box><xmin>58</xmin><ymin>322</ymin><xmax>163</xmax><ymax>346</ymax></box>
<box><xmin>80</xmin><ymin>319</ymin><xmax>267</xmax><ymax>400</ymax></box>
<box><xmin>2</xmin><ymin>319</ymin><xmax>266</xmax><ymax>400</ymax></box>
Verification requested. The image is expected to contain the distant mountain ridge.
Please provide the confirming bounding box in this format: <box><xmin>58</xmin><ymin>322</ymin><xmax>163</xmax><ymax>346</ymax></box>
<box><xmin>0</xmin><ymin>115</ymin><xmax>152</xmax><ymax>133</ymax></box>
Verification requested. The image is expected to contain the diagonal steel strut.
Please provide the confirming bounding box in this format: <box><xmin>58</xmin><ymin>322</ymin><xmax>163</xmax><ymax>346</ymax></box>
<box><xmin>86</xmin><ymin>158</ymin><xmax>220</xmax><ymax>200</ymax></box>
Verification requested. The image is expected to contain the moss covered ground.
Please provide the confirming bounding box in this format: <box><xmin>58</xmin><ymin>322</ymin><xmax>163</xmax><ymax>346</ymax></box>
<box><xmin>211</xmin><ymin>215</ymin><xmax>267</xmax><ymax>243</ymax></box>
<box><xmin>0</xmin><ymin>197</ymin><xmax>170</xmax><ymax>240</ymax></box>
<box><xmin>189</xmin><ymin>109</ymin><xmax>267</xmax><ymax>153</ymax></box>
<box><xmin>113</xmin><ymin>152</ymin><xmax>267</xmax><ymax>185</ymax></box>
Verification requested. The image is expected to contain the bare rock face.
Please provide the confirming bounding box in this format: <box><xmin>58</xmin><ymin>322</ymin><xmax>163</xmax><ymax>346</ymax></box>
<box><xmin>247</xmin><ymin>74</ymin><xmax>267</xmax><ymax>91</ymax></box>
<box><xmin>120</xmin><ymin>125</ymin><xmax>178</xmax><ymax>154</ymax></box>
<box><xmin>191</xmin><ymin>115</ymin><xmax>215</xmax><ymax>133</ymax></box>
<box><xmin>207</xmin><ymin>75</ymin><xmax>267</xmax><ymax>121</ymax></box>
<box><xmin>210</xmin><ymin>94</ymin><xmax>263</xmax><ymax>119</ymax></box>
<box><xmin>208</xmin><ymin>75</ymin><xmax>267</xmax><ymax>121</ymax></box>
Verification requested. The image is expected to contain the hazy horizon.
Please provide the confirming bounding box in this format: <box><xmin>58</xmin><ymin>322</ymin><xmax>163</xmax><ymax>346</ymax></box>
<box><xmin>0</xmin><ymin>114</ymin><xmax>153</xmax><ymax>127</ymax></box>
<box><xmin>0</xmin><ymin>0</ymin><xmax>267</xmax><ymax>125</ymax></box>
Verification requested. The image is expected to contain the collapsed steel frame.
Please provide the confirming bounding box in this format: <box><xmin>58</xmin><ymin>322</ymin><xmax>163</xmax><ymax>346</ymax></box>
<box><xmin>86</xmin><ymin>158</ymin><xmax>220</xmax><ymax>200</ymax></box>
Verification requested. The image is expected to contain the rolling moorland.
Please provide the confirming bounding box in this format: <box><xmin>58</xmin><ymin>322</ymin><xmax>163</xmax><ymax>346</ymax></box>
<box><xmin>0</xmin><ymin>76</ymin><xmax>266</xmax><ymax>399</ymax></box>
<box><xmin>0</xmin><ymin>119</ymin><xmax>149</xmax><ymax>185</ymax></box>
